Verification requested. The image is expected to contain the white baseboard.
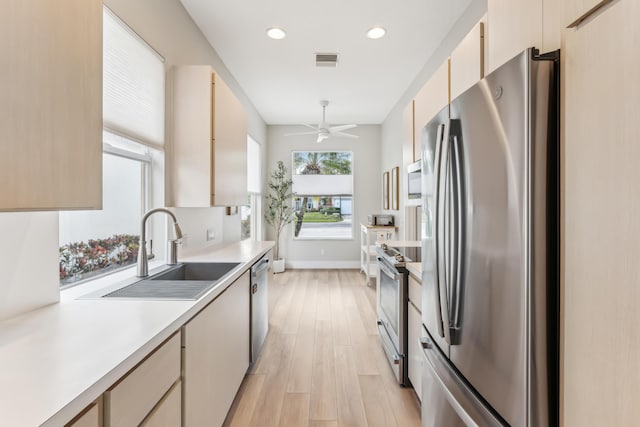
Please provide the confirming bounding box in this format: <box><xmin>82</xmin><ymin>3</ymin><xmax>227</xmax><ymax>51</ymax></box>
<box><xmin>286</xmin><ymin>260</ymin><xmax>360</xmax><ymax>269</ymax></box>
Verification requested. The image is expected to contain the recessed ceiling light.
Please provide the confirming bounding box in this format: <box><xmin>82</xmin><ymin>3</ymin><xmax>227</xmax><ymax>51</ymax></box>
<box><xmin>266</xmin><ymin>27</ymin><xmax>287</xmax><ymax>40</ymax></box>
<box><xmin>366</xmin><ymin>26</ymin><xmax>386</xmax><ymax>39</ymax></box>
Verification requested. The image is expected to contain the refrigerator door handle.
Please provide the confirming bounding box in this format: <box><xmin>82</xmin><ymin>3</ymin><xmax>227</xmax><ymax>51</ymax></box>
<box><xmin>448</xmin><ymin>125</ymin><xmax>465</xmax><ymax>344</ymax></box>
<box><xmin>421</xmin><ymin>334</ymin><xmax>507</xmax><ymax>427</ymax></box>
<box><xmin>432</xmin><ymin>122</ymin><xmax>447</xmax><ymax>339</ymax></box>
<box><xmin>438</xmin><ymin>119</ymin><xmax>454</xmax><ymax>345</ymax></box>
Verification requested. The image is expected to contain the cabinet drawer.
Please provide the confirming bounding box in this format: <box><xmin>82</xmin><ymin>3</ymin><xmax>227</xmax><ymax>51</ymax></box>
<box><xmin>105</xmin><ymin>333</ymin><xmax>181</xmax><ymax>427</ymax></box>
<box><xmin>141</xmin><ymin>380</ymin><xmax>182</xmax><ymax>427</ymax></box>
<box><xmin>409</xmin><ymin>274</ymin><xmax>421</xmax><ymax>311</ymax></box>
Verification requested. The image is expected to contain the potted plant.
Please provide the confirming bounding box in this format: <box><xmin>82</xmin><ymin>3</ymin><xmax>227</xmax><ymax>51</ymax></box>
<box><xmin>265</xmin><ymin>160</ymin><xmax>295</xmax><ymax>273</ymax></box>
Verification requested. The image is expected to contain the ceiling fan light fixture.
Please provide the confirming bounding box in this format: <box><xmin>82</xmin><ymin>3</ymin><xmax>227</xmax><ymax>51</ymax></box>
<box><xmin>366</xmin><ymin>26</ymin><xmax>386</xmax><ymax>39</ymax></box>
<box><xmin>266</xmin><ymin>27</ymin><xmax>287</xmax><ymax>40</ymax></box>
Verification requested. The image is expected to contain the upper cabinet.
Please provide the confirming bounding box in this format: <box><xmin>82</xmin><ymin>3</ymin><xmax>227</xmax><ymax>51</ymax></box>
<box><xmin>563</xmin><ymin>0</ymin><xmax>612</xmax><ymax>27</ymax></box>
<box><xmin>487</xmin><ymin>0</ymin><xmax>561</xmax><ymax>73</ymax></box>
<box><xmin>168</xmin><ymin>66</ymin><xmax>247</xmax><ymax>207</ymax></box>
<box><xmin>0</xmin><ymin>0</ymin><xmax>102</xmax><ymax>211</ymax></box>
<box><xmin>450</xmin><ymin>18</ymin><xmax>486</xmax><ymax>100</ymax></box>
<box><xmin>414</xmin><ymin>59</ymin><xmax>450</xmax><ymax>141</ymax></box>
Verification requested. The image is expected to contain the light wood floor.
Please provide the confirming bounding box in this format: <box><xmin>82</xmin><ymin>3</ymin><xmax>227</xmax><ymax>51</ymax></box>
<box><xmin>223</xmin><ymin>269</ymin><xmax>421</xmax><ymax>427</ymax></box>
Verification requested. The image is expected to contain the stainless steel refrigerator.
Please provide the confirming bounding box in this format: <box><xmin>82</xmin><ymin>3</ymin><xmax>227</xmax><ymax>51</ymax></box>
<box><xmin>420</xmin><ymin>48</ymin><xmax>559</xmax><ymax>427</ymax></box>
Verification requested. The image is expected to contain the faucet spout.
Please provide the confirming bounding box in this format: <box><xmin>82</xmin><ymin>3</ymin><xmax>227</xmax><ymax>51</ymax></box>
<box><xmin>137</xmin><ymin>208</ymin><xmax>183</xmax><ymax>277</ymax></box>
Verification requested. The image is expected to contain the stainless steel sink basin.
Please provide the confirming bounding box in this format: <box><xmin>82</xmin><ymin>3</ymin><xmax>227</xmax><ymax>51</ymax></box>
<box><xmin>100</xmin><ymin>262</ymin><xmax>241</xmax><ymax>300</ymax></box>
<box><xmin>148</xmin><ymin>262</ymin><xmax>240</xmax><ymax>281</ymax></box>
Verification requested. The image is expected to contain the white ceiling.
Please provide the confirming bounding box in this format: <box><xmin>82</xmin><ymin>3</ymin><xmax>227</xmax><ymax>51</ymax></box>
<box><xmin>179</xmin><ymin>0</ymin><xmax>472</xmax><ymax>125</ymax></box>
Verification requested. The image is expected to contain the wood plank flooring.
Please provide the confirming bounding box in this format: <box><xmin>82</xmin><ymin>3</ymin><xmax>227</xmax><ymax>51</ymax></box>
<box><xmin>224</xmin><ymin>269</ymin><xmax>421</xmax><ymax>427</ymax></box>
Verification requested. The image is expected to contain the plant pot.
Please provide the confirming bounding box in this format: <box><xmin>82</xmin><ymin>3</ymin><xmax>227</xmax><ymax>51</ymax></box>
<box><xmin>272</xmin><ymin>258</ymin><xmax>285</xmax><ymax>273</ymax></box>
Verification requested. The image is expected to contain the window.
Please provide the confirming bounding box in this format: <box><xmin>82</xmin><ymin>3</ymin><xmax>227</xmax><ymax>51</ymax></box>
<box><xmin>243</xmin><ymin>136</ymin><xmax>262</xmax><ymax>240</ymax></box>
<box><xmin>292</xmin><ymin>151</ymin><xmax>353</xmax><ymax>240</ymax></box>
<box><xmin>59</xmin><ymin>7</ymin><xmax>165</xmax><ymax>287</ymax></box>
<box><xmin>59</xmin><ymin>133</ymin><xmax>151</xmax><ymax>286</ymax></box>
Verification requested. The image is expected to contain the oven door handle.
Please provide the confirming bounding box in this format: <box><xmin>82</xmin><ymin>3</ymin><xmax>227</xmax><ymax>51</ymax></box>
<box><xmin>377</xmin><ymin>258</ymin><xmax>402</xmax><ymax>281</ymax></box>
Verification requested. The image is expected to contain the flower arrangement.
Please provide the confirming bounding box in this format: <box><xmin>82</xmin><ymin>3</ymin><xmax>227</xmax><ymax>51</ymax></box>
<box><xmin>59</xmin><ymin>234</ymin><xmax>140</xmax><ymax>284</ymax></box>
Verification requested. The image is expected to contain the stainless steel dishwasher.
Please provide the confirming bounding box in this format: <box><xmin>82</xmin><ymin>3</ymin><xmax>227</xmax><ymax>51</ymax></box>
<box><xmin>250</xmin><ymin>254</ymin><xmax>270</xmax><ymax>364</ymax></box>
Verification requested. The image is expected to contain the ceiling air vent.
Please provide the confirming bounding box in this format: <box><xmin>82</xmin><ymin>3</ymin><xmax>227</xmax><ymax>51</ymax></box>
<box><xmin>315</xmin><ymin>52</ymin><xmax>339</xmax><ymax>67</ymax></box>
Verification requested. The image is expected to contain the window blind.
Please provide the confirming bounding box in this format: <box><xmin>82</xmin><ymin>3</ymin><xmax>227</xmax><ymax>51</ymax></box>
<box><xmin>247</xmin><ymin>136</ymin><xmax>261</xmax><ymax>193</ymax></box>
<box><xmin>103</xmin><ymin>7</ymin><xmax>165</xmax><ymax>149</ymax></box>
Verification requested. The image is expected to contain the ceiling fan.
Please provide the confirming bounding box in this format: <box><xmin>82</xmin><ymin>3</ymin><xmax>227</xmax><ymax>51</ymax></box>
<box><xmin>285</xmin><ymin>100</ymin><xmax>358</xmax><ymax>143</ymax></box>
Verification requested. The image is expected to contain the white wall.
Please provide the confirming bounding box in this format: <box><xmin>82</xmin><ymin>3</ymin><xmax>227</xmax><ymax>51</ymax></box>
<box><xmin>266</xmin><ymin>125</ymin><xmax>381</xmax><ymax>268</ymax></box>
<box><xmin>0</xmin><ymin>213</ymin><xmax>59</xmax><ymax>320</ymax></box>
<box><xmin>381</xmin><ymin>0</ymin><xmax>487</xmax><ymax>240</ymax></box>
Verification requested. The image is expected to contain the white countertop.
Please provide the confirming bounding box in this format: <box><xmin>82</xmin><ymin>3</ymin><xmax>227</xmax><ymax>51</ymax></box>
<box><xmin>0</xmin><ymin>240</ymin><xmax>274</xmax><ymax>426</ymax></box>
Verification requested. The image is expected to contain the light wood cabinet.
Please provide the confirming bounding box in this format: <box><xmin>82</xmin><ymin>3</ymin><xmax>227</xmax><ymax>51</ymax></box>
<box><xmin>0</xmin><ymin>0</ymin><xmax>102</xmax><ymax>211</ymax></box>
<box><xmin>140</xmin><ymin>380</ymin><xmax>181</xmax><ymax>427</ymax></box>
<box><xmin>563</xmin><ymin>0</ymin><xmax>612</xmax><ymax>27</ymax></box>
<box><xmin>66</xmin><ymin>400</ymin><xmax>101</xmax><ymax>427</ymax></box>
<box><xmin>487</xmin><ymin>0</ymin><xmax>542</xmax><ymax>72</ymax></box>
<box><xmin>562</xmin><ymin>2</ymin><xmax>640</xmax><ymax>425</ymax></box>
<box><xmin>414</xmin><ymin>60</ymin><xmax>450</xmax><ymax>140</ymax></box>
<box><xmin>169</xmin><ymin>66</ymin><xmax>248</xmax><ymax>207</ymax></box>
<box><xmin>182</xmin><ymin>270</ymin><xmax>251</xmax><ymax>427</ymax></box>
<box><xmin>487</xmin><ymin>0</ymin><xmax>561</xmax><ymax>73</ymax></box>
<box><xmin>104</xmin><ymin>333</ymin><xmax>181</xmax><ymax>427</ymax></box>
<box><xmin>450</xmin><ymin>19</ymin><xmax>485</xmax><ymax>100</ymax></box>
<box><xmin>407</xmin><ymin>273</ymin><xmax>423</xmax><ymax>401</ymax></box>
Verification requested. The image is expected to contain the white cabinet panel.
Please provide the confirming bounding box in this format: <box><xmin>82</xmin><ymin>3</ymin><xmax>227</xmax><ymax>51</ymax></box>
<box><xmin>408</xmin><ymin>302</ymin><xmax>423</xmax><ymax>401</ymax></box>
<box><xmin>450</xmin><ymin>19</ymin><xmax>485</xmax><ymax>100</ymax></box>
<box><xmin>414</xmin><ymin>60</ymin><xmax>449</xmax><ymax>139</ymax></box>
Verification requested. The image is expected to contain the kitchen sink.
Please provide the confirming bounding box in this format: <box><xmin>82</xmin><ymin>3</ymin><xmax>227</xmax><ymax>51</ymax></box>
<box><xmin>100</xmin><ymin>262</ymin><xmax>241</xmax><ymax>300</ymax></box>
<box><xmin>148</xmin><ymin>262</ymin><xmax>240</xmax><ymax>281</ymax></box>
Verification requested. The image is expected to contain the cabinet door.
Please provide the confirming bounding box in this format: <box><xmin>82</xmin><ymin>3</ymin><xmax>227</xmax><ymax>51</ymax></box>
<box><xmin>0</xmin><ymin>0</ymin><xmax>102</xmax><ymax>211</ymax></box>
<box><xmin>169</xmin><ymin>66</ymin><xmax>213</xmax><ymax>207</ymax></box>
<box><xmin>169</xmin><ymin>66</ymin><xmax>248</xmax><ymax>208</ymax></box>
<box><xmin>408</xmin><ymin>302</ymin><xmax>423</xmax><ymax>401</ymax></box>
<box><xmin>487</xmin><ymin>0</ymin><xmax>542</xmax><ymax>72</ymax></box>
<box><xmin>563</xmin><ymin>2</ymin><xmax>640</xmax><ymax>425</ymax></box>
<box><xmin>563</xmin><ymin>0</ymin><xmax>612</xmax><ymax>27</ymax></box>
<box><xmin>450</xmin><ymin>19</ymin><xmax>485</xmax><ymax>100</ymax></box>
<box><xmin>66</xmin><ymin>401</ymin><xmax>100</xmax><ymax>427</ymax></box>
<box><xmin>104</xmin><ymin>333</ymin><xmax>181</xmax><ymax>427</ymax></box>
<box><xmin>212</xmin><ymin>74</ymin><xmax>248</xmax><ymax>206</ymax></box>
<box><xmin>141</xmin><ymin>380</ymin><xmax>181</xmax><ymax>427</ymax></box>
<box><xmin>183</xmin><ymin>271</ymin><xmax>251</xmax><ymax>427</ymax></box>
<box><xmin>414</xmin><ymin>59</ymin><xmax>449</xmax><ymax>139</ymax></box>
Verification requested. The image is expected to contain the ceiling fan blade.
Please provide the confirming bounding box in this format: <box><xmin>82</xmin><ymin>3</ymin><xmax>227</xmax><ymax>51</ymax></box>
<box><xmin>329</xmin><ymin>124</ymin><xmax>357</xmax><ymax>133</ymax></box>
<box><xmin>284</xmin><ymin>131</ymin><xmax>318</xmax><ymax>136</ymax></box>
<box><xmin>301</xmin><ymin>123</ymin><xmax>319</xmax><ymax>131</ymax></box>
<box><xmin>333</xmin><ymin>131</ymin><xmax>359</xmax><ymax>139</ymax></box>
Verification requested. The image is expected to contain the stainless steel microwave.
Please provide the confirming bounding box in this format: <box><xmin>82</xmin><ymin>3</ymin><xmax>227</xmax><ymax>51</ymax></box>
<box><xmin>407</xmin><ymin>160</ymin><xmax>421</xmax><ymax>200</ymax></box>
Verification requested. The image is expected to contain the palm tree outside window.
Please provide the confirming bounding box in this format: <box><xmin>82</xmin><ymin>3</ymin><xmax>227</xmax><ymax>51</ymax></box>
<box><xmin>292</xmin><ymin>151</ymin><xmax>353</xmax><ymax>239</ymax></box>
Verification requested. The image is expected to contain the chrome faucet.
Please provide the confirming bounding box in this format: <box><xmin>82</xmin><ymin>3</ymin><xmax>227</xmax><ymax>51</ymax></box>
<box><xmin>137</xmin><ymin>208</ymin><xmax>183</xmax><ymax>277</ymax></box>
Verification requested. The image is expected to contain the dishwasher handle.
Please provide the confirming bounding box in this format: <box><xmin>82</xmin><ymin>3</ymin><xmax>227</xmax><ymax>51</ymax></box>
<box><xmin>251</xmin><ymin>257</ymin><xmax>270</xmax><ymax>276</ymax></box>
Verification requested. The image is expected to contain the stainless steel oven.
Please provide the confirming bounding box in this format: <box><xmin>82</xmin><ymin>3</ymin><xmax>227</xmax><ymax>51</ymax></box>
<box><xmin>376</xmin><ymin>245</ymin><xmax>409</xmax><ymax>385</ymax></box>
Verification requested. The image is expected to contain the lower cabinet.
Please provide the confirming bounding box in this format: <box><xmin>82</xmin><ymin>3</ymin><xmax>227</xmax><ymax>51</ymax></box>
<box><xmin>141</xmin><ymin>380</ymin><xmax>182</xmax><ymax>427</ymax></box>
<box><xmin>182</xmin><ymin>270</ymin><xmax>251</xmax><ymax>427</ymax></box>
<box><xmin>66</xmin><ymin>400</ymin><xmax>101</xmax><ymax>427</ymax></box>
<box><xmin>104</xmin><ymin>333</ymin><xmax>182</xmax><ymax>427</ymax></box>
<box><xmin>408</xmin><ymin>301</ymin><xmax>423</xmax><ymax>401</ymax></box>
